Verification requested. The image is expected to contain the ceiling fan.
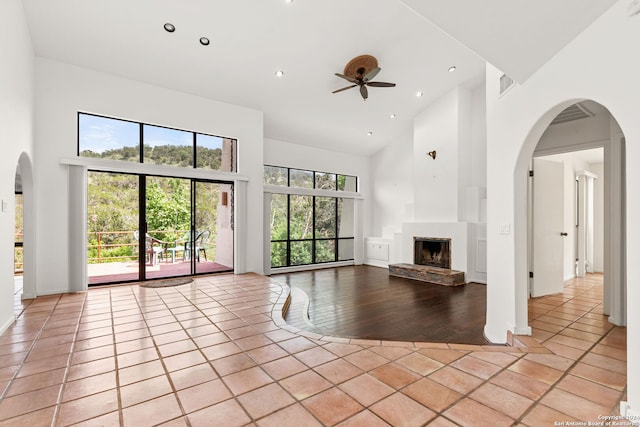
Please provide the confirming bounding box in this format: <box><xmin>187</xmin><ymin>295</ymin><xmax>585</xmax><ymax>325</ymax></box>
<box><xmin>332</xmin><ymin>54</ymin><xmax>396</xmax><ymax>100</ymax></box>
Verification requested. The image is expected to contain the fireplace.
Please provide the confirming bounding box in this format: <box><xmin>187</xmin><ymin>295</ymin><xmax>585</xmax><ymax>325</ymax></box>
<box><xmin>414</xmin><ymin>237</ymin><xmax>451</xmax><ymax>269</ymax></box>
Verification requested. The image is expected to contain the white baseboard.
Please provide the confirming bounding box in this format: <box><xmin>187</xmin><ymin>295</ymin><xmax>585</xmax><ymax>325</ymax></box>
<box><xmin>0</xmin><ymin>314</ymin><xmax>16</xmax><ymax>336</ymax></box>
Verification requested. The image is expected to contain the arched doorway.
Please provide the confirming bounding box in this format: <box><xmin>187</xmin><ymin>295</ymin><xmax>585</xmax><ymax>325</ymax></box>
<box><xmin>517</xmin><ymin>100</ymin><xmax>626</xmax><ymax>329</ymax></box>
<box><xmin>16</xmin><ymin>153</ymin><xmax>36</xmax><ymax>299</ymax></box>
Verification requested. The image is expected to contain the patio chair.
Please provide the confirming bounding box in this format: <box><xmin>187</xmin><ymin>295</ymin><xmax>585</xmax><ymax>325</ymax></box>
<box><xmin>134</xmin><ymin>230</ymin><xmax>164</xmax><ymax>265</ymax></box>
<box><xmin>194</xmin><ymin>230</ymin><xmax>210</xmax><ymax>262</ymax></box>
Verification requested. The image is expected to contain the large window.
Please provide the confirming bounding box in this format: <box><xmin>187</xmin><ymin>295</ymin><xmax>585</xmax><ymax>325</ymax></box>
<box><xmin>265</xmin><ymin>166</ymin><xmax>357</xmax><ymax>268</ymax></box>
<box><xmin>79</xmin><ymin>113</ymin><xmax>237</xmax><ymax>285</ymax></box>
<box><xmin>78</xmin><ymin>112</ymin><xmax>237</xmax><ymax>172</ymax></box>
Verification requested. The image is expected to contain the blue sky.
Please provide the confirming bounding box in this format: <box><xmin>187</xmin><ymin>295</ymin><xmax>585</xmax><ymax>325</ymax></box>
<box><xmin>79</xmin><ymin>114</ymin><xmax>224</xmax><ymax>153</ymax></box>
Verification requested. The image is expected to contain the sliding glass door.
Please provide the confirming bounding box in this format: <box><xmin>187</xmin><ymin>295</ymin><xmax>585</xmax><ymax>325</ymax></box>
<box><xmin>87</xmin><ymin>171</ymin><xmax>233</xmax><ymax>285</ymax></box>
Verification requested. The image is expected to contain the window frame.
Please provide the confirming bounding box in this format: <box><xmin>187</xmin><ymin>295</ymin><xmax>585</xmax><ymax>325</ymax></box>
<box><xmin>264</xmin><ymin>165</ymin><xmax>358</xmax><ymax>268</ymax></box>
<box><xmin>78</xmin><ymin>112</ymin><xmax>237</xmax><ymax>172</ymax></box>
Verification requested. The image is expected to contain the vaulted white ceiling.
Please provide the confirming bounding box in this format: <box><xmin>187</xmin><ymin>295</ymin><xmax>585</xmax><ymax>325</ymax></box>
<box><xmin>21</xmin><ymin>0</ymin><xmax>618</xmax><ymax>156</ymax></box>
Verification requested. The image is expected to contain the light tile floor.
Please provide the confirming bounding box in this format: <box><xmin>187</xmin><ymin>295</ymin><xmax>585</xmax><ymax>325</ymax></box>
<box><xmin>0</xmin><ymin>273</ymin><xmax>627</xmax><ymax>426</ymax></box>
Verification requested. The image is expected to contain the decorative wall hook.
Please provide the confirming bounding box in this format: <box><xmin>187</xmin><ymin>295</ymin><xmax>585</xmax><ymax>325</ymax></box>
<box><xmin>427</xmin><ymin>150</ymin><xmax>437</xmax><ymax>160</ymax></box>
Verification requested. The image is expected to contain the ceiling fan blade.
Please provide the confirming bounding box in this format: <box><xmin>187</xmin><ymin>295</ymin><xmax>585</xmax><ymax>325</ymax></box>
<box><xmin>360</xmin><ymin>85</ymin><xmax>368</xmax><ymax>100</ymax></box>
<box><xmin>334</xmin><ymin>73</ymin><xmax>357</xmax><ymax>83</ymax></box>
<box><xmin>332</xmin><ymin>84</ymin><xmax>358</xmax><ymax>94</ymax></box>
<box><xmin>366</xmin><ymin>81</ymin><xmax>396</xmax><ymax>88</ymax></box>
<box><xmin>363</xmin><ymin>67</ymin><xmax>380</xmax><ymax>82</ymax></box>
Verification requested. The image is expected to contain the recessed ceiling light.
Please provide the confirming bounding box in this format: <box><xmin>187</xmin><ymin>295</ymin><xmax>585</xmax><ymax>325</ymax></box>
<box><xmin>389</xmin><ymin>113</ymin><xmax>397</xmax><ymax>119</ymax></box>
<box><xmin>199</xmin><ymin>37</ymin><xmax>210</xmax><ymax>46</ymax></box>
<box><xmin>367</xmin><ymin>131</ymin><xmax>373</xmax><ymax>136</ymax></box>
<box><xmin>285</xmin><ymin>0</ymin><xmax>294</xmax><ymax>3</ymax></box>
<box><xmin>416</xmin><ymin>91</ymin><xmax>424</xmax><ymax>97</ymax></box>
<box><xmin>163</xmin><ymin>23</ymin><xmax>175</xmax><ymax>33</ymax></box>
<box><xmin>448</xmin><ymin>65</ymin><xmax>457</xmax><ymax>73</ymax></box>
<box><xmin>275</xmin><ymin>70</ymin><xmax>284</xmax><ymax>77</ymax></box>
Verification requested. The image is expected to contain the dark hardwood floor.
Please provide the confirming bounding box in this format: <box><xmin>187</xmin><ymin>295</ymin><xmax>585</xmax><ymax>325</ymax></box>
<box><xmin>272</xmin><ymin>265</ymin><xmax>489</xmax><ymax>345</ymax></box>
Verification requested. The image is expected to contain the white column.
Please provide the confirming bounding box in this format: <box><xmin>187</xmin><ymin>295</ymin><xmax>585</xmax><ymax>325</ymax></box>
<box><xmin>68</xmin><ymin>165</ymin><xmax>88</xmax><ymax>292</ymax></box>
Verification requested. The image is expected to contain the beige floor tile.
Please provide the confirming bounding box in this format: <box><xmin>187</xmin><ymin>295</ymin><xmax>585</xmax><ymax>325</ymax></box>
<box><xmin>339</xmin><ymin>374</ymin><xmax>395</xmax><ymax>406</ymax></box>
<box><xmin>120</xmin><ymin>375</ymin><xmax>173</xmax><ymax>409</ymax></box>
<box><xmin>237</xmin><ymin>383</ymin><xmax>295</xmax><ymax>419</ymax></box>
<box><xmin>469</xmin><ymin>382</ymin><xmax>534</xmax><ymax>419</ymax></box>
<box><xmin>402</xmin><ymin>377</ymin><xmax>462</xmax><ymax>412</ymax></box>
<box><xmin>468</xmin><ymin>351</ymin><xmax>520</xmax><ymax>367</ymax></box>
<box><xmin>395</xmin><ymin>352</ymin><xmax>444</xmax><ymax>376</ymax></box>
<box><xmin>556</xmin><ymin>374</ymin><xmax>623</xmax><ymax>410</ymax></box>
<box><xmin>294</xmin><ymin>346</ymin><xmax>338</xmax><ymax>368</ymax></box>
<box><xmin>246</xmin><ymin>343</ymin><xmax>288</xmax><ymax>364</ymax></box>
<box><xmin>581</xmin><ymin>352</ymin><xmax>626</xmax><ymax>375</ymax></box>
<box><xmin>336</xmin><ymin>410</ymin><xmax>391</xmax><ymax>427</ymax></box>
<box><xmin>157</xmin><ymin>339</ymin><xmax>198</xmax><ymax>358</ymax></box>
<box><xmin>279</xmin><ymin>369</ymin><xmax>332</xmax><ymax>400</ymax></box>
<box><xmin>211</xmin><ymin>353</ymin><xmax>256</xmax><ymax>376</ymax></box>
<box><xmin>429</xmin><ymin>366</ymin><xmax>483</xmax><ymax>394</ymax></box>
<box><xmin>541</xmin><ymin>388</ymin><xmax>611</xmax><ymax>421</ymax></box>
<box><xmin>176</xmin><ymin>379</ymin><xmax>232</xmax><ymax>414</ymax></box>
<box><xmin>200</xmin><ymin>341</ymin><xmax>242</xmax><ymax>360</ymax></box>
<box><xmin>344</xmin><ymin>349</ymin><xmax>389</xmax><ymax>371</ymax></box>
<box><xmin>4</xmin><ymin>367</ymin><xmax>65</xmax><ymax>397</ymax></box>
<box><xmin>0</xmin><ymin>384</ymin><xmax>60</xmax><ymax>421</ymax></box>
<box><xmin>523</xmin><ymin>353</ymin><xmax>573</xmax><ymax>371</ymax></box>
<box><xmin>508</xmin><ymin>359</ymin><xmax>563</xmax><ymax>385</ymax></box>
<box><xmin>0</xmin><ymin>406</ymin><xmax>55</xmax><ymax>426</ymax></box>
<box><xmin>277</xmin><ymin>336</ymin><xmax>317</xmax><ymax>354</ymax></box>
<box><xmin>221</xmin><ymin>366</ymin><xmax>273</xmax><ymax>395</ymax></box>
<box><xmin>450</xmin><ymin>355</ymin><xmax>502</xmax><ymax>380</ymax></box>
<box><xmin>314</xmin><ymin>358</ymin><xmax>362</xmax><ymax>385</ymax></box>
<box><xmin>62</xmin><ymin>371</ymin><xmax>117</xmax><ymax>402</ymax></box>
<box><xmin>261</xmin><ymin>356</ymin><xmax>308</xmax><ymax>381</ymax></box>
<box><xmin>303</xmin><ymin>388</ymin><xmax>364</xmax><ymax>426</ymax></box>
<box><xmin>443</xmin><ymin>397</ymin><xmax>514</xmax><ymax>427</ymax></box>
<box><xmin>489</xmin><ymin>369</ymin><xmax>551</xmax><ymax>400</ymax></box>
<box><xmin>570</xmin><ymin>362</ymin><xmax>626</xmax><ymax>391</ymax></box>
<box><xmin>417</xmin><ymin>348</ymin><xmax>466</xmax><ymax>364</ymax></box>
<box><xmin>57</xmin><ymin>388</ymin><xmax>119</xmax><ymax>426</ymax></box>
<box><xmin>256</xmin><ymin>403</ymin><xmax>322</xmax><ymax>427</ymax></box>
<box><xmin>368</xmin><ymin>346</ymin><xmax>414</xmax><ymax>360</ymax></box>
<box><xmin>122</xmin><ymin>393</ymin><xmax>183</xmax><ymax>427</ymax></box>
<box><xmin>369</xmin><ymin>363</ymin><xmax>420</xmax><ymax>389</ymax></box>
<box><xmin>370</xmin><ymin>392</ymin><xmax>436</xmax><ymax>427</ymax></box>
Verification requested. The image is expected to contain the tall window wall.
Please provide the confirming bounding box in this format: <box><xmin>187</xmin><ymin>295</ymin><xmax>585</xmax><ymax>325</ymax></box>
<box><xmin>79</xmin><ymin>113</ymin><xmax>236</xmax><ymax>284</ymax></box>
<box><xmin>265</xmin><ymin>166</ymin><xmax>357</xmax><ymax>268</ymax></box>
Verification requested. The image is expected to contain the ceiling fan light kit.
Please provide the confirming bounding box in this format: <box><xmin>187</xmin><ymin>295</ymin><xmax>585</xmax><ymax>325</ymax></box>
<box><xmin>332</xmin><ymin>54</ymin><xmax>396</xmax><ymax>100</ymax></box>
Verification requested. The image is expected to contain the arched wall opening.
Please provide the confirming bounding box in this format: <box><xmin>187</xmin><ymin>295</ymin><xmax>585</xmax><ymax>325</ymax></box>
<box><xmin>17</xmin><ymin>152</ymin><xmax>36</xmax><ymax>299</ymax></box>
<box><xmin>513</xmin><ymin>99</ymin><xmax>626</xmax><ymax>333</ymax></box>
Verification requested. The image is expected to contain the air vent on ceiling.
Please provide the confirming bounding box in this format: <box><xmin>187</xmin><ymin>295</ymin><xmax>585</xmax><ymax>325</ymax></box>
<box><xmin>550</xmin><ymin>102</ymin><xmax>595</xmax><ymax>125</ymax></box>
<box><xmin>499</xmin><ymin>74</ymin><xmax>514</xmax><ymax>96</ymax></box>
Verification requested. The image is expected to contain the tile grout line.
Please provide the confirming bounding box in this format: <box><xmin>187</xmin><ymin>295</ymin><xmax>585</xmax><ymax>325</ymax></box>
<box><xmin>0</xmin><ymin>295</ymin><xmax>63</xmax><ymax>403</ymax></box>
<box><xmin>49</xmin><ymin>294</ymin><xmax>89</xmax><ymax>427</ymax></box>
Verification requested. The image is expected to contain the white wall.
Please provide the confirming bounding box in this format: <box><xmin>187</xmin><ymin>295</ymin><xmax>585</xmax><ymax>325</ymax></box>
<box><xmin>485</xmin><ymin>0</ymin><xmax>638</xmax><ymax>414</ymax></box>
<box><xmin>0</xmin><ymin>0</ymin><xmax>35</xmax><ymax>334</ymax></box>
<box><xmin>591</xmin><ymin>162</ymin><xmax>605</xmax><ymax>272</ymax></box>
<box><xmin>369</xmin><ymin>129</ymin><xmax>414</xmax><ymax>238</ymax></box>
<box><xmin>34</xmin><ymin>59</ymin><xmax>264</xmax><ymax>295</ymax></box>
<box><xmin>413</xmin><ymin>87</ymin><xmax>466</xmax><ymax>222</ymax></box>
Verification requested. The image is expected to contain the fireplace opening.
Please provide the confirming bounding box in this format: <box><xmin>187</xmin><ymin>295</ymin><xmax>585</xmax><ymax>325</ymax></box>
<box><xmin>414</xmin><ymin>237</ymin><xmax>451</xmax><ymax>269</ymax></box>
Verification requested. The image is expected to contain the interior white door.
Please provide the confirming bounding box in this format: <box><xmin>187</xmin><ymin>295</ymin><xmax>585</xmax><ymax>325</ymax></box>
<box><xmin>531</xmin><ymin>158</ymin><xmax>565</xmax><ymax>297</ymax></box>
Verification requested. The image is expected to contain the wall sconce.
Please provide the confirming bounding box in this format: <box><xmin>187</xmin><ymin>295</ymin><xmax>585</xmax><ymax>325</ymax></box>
<box><xmin>427</xmin><ymin>150</ymin><xmax>437</xmax><ymax>160</ymax></box>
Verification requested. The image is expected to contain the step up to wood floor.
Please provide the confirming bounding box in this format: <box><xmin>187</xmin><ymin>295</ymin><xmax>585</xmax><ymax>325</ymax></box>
<box><xmin>388</xmin><ymin>263</ymin><xmax>465</xmax><ymax>286</ymax></box>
